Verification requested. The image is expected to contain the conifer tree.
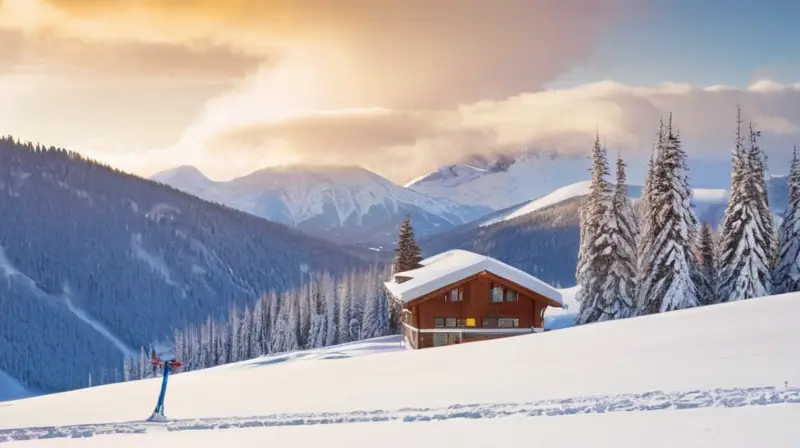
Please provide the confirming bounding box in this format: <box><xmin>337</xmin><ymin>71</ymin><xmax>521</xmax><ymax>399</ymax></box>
<box><xmin>597</xmin><ymin>152</ymin><xmax>638</xmax><ymax>320</ymax></box>
<box><xmin>717</xmin><ymin>109</ymin><xmax>774</xmax><ymax>301</ymax></box>
<box><xmin>393</xmin><ymin>215</ymin><xmax>422</xmax><ymax>274</ymax></box>
<box><xmin>636</xmin><ymin>114</ymin><xmax>700</xmax><ymax>314</ymax></box>
<box><xmin>748</xmin><ymin>123</ymin><xmax>778</xmax><ymax>271</ymax></box>
<box><xmin>774</xmin><ymin>147</ymin><xmax>800</xmax><ymax>294</ymax></box>
<box><xmin>696</xmin><ymin>222</ymin><xmax>718</xmax><ymax>304</ymax></box>
<box><xmin>634</xmin><ymin>126</ymin><xmax>662</xmax><ymax>311</ymax></box>
<box><xmin>575</xmin><ymin>134</ymin><xmax>614</xmax><ymax>324</ymax></box>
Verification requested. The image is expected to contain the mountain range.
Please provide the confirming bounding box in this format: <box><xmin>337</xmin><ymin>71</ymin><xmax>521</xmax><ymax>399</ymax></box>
<box><xmin>152</xmin><ymin>152</ymin><xmax>745</xmax><ymax>247</ymax></box>
<box><xmin>2</xmin><ymin>139</ymin><xmax>791</xmax><ymax>398</ymax></box>
<box><xmin>0</xmin><ymin>138</ymin><xmax>372</xmax><ymax>394</ymax></box>
<box><xmin>151</xmin><ymin>165</ymin><xmax>490</xmax><ymax>246</ymax></box>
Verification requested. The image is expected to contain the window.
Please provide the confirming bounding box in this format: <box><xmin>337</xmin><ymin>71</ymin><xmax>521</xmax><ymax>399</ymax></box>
<box><xmin>433</xmin><ymin>333</ymin><xmax>461</xmax><ymax>347</ymax></box>
<box><xmin>483</xmin><ymin>317</ymin><xmax>519</xmax><ymax>328</ymax></box>
<box><xmin>490</xmin><ymin>283</ymin><xmax>519</xmax><ymax>302</ymax></box>
<box><xmin>447</xmin><ymin>288</ymin><xmax>463</xmax><ymax>302</ymax></box>
<box><xmin>498</xmin><ymin>318</ymin><xmax>519</xmax><ymax>328</ymax></box>
<box><xmin>434</xmin><ymin>317</ymin><xmax>466</xmax><ymax>328</ymax></box>
<box><xmin>490</xmin><ymin>285</ymin><xmax>504</xmax><ymax>302</ymax></box>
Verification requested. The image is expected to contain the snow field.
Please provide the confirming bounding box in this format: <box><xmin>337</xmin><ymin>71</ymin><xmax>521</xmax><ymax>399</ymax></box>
<box><xmin>2</xmin><ymin>292</ymin><xmax>800</xmax><ymax>446</ymax></box>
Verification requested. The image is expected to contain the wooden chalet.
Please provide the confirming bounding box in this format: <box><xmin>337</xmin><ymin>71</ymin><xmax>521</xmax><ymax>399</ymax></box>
<box><xmin>384</xmin><ymin>249</ymin><xmax>563</xmax><ymax>349</ymax></box>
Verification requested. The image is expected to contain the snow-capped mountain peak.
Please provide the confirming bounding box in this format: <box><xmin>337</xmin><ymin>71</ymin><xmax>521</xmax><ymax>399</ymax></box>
<box><xmin>403</xmin><ymin>164</ymin><xmax>489</xmax><ymax>188</ymax></box>
<box><xmin>151</xmin><ymin>165</ymin><xmax>218</xmax><ymax>196</ymax></box>
<box><xmin>407</xmin><ymin>153</ymin><xmax>596</xmax><ymax>211</ymax></box>
<box><xmin>151</xmin><ymin>164</ymin><xmax>489</xmax><ymax>245</ymax></box>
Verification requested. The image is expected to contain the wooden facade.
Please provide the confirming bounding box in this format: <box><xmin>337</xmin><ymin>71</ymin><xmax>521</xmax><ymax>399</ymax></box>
<box><xmin>399</xmin><ymin>270</ymin><xmax>561</xmax><ymax>349</ymax></box>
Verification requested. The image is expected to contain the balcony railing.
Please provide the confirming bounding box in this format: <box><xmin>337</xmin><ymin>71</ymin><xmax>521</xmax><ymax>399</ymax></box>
<box><xmin>402</xmin><ymin>322</ymin><xmax>544</xmax><ymax>335</ymax></box>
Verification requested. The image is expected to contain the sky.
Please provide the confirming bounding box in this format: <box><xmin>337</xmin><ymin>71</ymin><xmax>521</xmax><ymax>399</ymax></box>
<box><xmin>0</xmin><ymin>0</ymin><xmax>797</xmax><ymax>184</ymax></box>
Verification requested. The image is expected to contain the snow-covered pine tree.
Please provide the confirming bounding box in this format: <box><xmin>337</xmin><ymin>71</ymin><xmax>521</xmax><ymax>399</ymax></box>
<box><xmin>266</xmin><ymin>291</ymin><xmax>279</xmax><ymax>354</ymax></box>
<box><xmin>597</xmin><ymin>152</ymin><xmax>638</xmax><ymax>320</ymax></box>
<box><xmin>323</xmin><ymin>272</ymin><xmax>339</xmax><ymax>347</ymax></box>
<box><xmin>288</xmin><ymin>290</ymin><xmax>303</xmax><ymax>352</ymax></box>
<box><xmin>361</xmin><ymin>267</ymin><xmax>392</xmax><ymax>339</ymax></box>
<box><xmin>774</xmin><ymin>147</ymin><xmax>800</xmax><ymax>294</ymax></box>
<box><xmin>306</xmin><ymin>277</ymin><xmax>325</xmax><ymax>349</ymax></box>
<box><xmin>216</xmin><ymin>321</ymin><xmax>230</xmax><ymax>365</ymax></box>
<box><xmin>297</xmin><ymin>283</ymin><xmax>312</xmax><ymax>349</ymax></box>
<box><xmin>242</xmin><ymin>304</ymin><xmax>258</xmax><ymax>359</ymax></box>
<box><xmin>636</xmin><ymin>114</ymin><xmax>701</xmax><ymax>314</ymax></box>
<box><xmin>696</xmin><ymin>222</ymin><xmax>718</xmax><ymax>305</ymax></box>
<box><xmin>574</xmin><ymin>133</ymin><xmax>614</xmax><ymax>324</ymax></box>
<box><xmin>634</xmin><ymin>125</ymin><xmax>663</xmax><ymax>312</ymax></box>
<box><xmin>393</xmin><ymin>215</ymin><xmax>423</xmax><ymax>274</ymax></box>
<box><xmin>337</xmin><ymin>271</ymin><xmax>354</xmax><ymax>344</ymax></box>
<box><xmin>748</xmin><ymin>123</ymin><xmax>778</xmax><ymax>272</ymax></box>
<box><xmin>717</xmin><ymin>112</ymin><xmax>774</xmax><ymax>301</ymax></box>
<box><xmin>349</xmin><ymin>273</ymin><xmax>366</xmax><ymax>340</ymax></box>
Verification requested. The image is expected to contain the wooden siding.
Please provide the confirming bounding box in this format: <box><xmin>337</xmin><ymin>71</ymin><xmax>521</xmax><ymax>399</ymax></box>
<box><xmin>401</xmin><ymin>270</ymin><xmax>556</xmax><ymax>349</ymax></box>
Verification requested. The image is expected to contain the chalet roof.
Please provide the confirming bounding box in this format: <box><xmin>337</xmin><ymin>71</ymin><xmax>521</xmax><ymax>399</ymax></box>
<box><xmin>384</xmin><ymin>249</ymin><xmax>563</xmax><ymax>306</ymax></box>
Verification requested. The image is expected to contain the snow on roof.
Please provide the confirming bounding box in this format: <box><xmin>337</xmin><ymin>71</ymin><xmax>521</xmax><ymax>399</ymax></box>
<box><xmin>384</xmin><ymin>249</ymin><xmax>563</xmax><ymax>306</ymax></box>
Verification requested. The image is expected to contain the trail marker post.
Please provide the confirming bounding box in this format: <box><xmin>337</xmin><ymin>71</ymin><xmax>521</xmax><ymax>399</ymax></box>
<box><xmin>147</xmin><ymin>352</ymin><xmax>182</xmax><ymax>422</ymax></box>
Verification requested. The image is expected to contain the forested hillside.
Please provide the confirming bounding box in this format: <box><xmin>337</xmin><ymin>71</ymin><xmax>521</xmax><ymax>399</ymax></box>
<box><xmin>422</xmin><ymin>198</ymin><xmax>583</xmax><ymax>288</ymax></box>
<box><xmin>0</xmin><ymin>137</ymin><xmax>372</xmax><ymax>394</ymax></box>
<box><xmin>424</xmin><ymin>175</ymin><xmax>788</xmax><ymax>288</ymax></box>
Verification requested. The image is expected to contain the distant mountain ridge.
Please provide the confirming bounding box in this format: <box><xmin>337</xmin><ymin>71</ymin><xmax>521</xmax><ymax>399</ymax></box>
<box><xmin>407</xmin><ymin>151</ymin><xmax>737</xmax><ymax>211</ymax></box>
<box><xmin>0</xmin><ymin>138</ymin><xmax>371</xmax><ymax>395</ymax></box>
<box><xmin>151</xmin><ymin>164</ymin><xmax>490</xmax><ymax>246</ymax></box>
<box><xmin>424</xmin><ymin>176</ymin><xmax>789</xmax><ymax>288</ymax></box>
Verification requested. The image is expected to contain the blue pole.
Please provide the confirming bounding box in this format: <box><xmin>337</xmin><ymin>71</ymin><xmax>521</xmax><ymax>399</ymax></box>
<box><xmin>152</xmin><ymin>363</ymin><xmax>171</xmax><ymax>417</ymax></box>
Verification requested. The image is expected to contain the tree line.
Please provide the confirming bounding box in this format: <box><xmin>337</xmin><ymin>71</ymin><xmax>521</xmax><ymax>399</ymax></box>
<box><xmin>119</xmin><ymin>265</ymin><xmax>403</xmax><ymax>380</ymax></box>
<box><xmin>576</xmin><ymin>108</ymin><xmax>800</xmax><ymax>324</ymax></box>
<box><xmin>119</xmin><ymin>215</ymin><xmax>432</xmax><ymax>381</ymax></box>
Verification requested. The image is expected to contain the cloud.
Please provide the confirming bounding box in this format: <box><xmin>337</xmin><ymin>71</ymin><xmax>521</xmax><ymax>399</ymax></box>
<box><xmin>0</xmin><ymin>27</ymin><xmax>264</xmax><ymax>79</ymax></box>
<box><xmin>8</xmin><ymin>0</ymin><xmax>639</xmax><ymax>106</ymax></box>
<box><xmin>185</xmin><ymin>80</ymin><xmax>800</xmax><ymax>183</ymax></box>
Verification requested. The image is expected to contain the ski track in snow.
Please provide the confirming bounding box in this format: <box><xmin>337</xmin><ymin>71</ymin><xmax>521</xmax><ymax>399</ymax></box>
<box><xmin>3</xmin><ymin>385</ymin><xmax>799</xmax><ymax>442</ymax></box>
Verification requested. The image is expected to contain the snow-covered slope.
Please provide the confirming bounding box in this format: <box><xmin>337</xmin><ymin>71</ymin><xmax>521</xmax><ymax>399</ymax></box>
<box><xmin>408</xmin><ymin>152</ymin><xmax>737</xmax><ymax>211</ymax></box>
<box><xmin>408</xmin><ymin>153</ymin><xmax>598</xmax><ymax>210</ymax></box>
<box><xmin>152</xmin><ymin>165</ymin><xmax>489</xmax><ymax>245</ymax></box>
<box><xmin>478</xmin><ymin>181</ymin><xmax>593</xmax><ymax>227</ymax></box>
<box><xmin>4</xmin><ymin>292</ymin><xmax>800</xmax><ymax>446</ymax></box>
<box><xmin>477</xmin><ymin>180</ymin><xmax>776</xmax><ymax>229</ymax></box>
